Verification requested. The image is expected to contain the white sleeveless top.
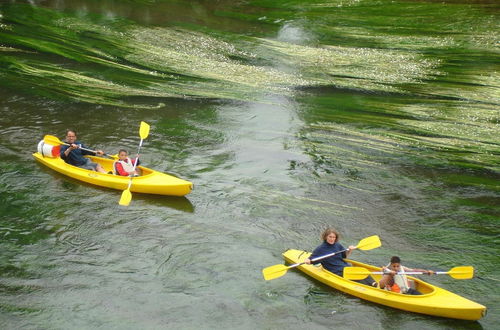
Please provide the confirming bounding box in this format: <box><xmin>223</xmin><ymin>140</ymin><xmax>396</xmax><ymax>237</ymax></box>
<box><xmin>387</xmin><ymin>263</ymin><xmax>410</xmax><ymax>293</ymax></box>
<box><xmin>114</xmin><ymin>157</ymin><xmax>136</xmax><ymax>174</ymax></box>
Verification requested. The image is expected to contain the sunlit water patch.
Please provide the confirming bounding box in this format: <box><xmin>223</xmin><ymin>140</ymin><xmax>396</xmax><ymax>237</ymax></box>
<box><xmin>258</xmin><ymin>38</ymin><xmax>440</xmax><ymax>93</ymax></box>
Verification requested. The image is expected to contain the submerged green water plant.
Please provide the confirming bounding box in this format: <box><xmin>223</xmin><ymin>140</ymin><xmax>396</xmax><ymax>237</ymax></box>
<box><xmin>4</xmin><ymin>1</ymin><xmax>494</xmax><ymax>106</ymax></box>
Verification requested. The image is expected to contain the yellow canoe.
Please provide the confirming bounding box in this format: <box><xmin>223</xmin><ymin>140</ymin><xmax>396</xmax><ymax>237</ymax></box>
<box><xmin>33</xmin><ymin>152</ymin><xmax>193</xmax><ymax>197</ymax></box>
<box><xmin>283</xmin><ymin>249</ymin><xmax>486</xmax><ymax>321</ymax></box>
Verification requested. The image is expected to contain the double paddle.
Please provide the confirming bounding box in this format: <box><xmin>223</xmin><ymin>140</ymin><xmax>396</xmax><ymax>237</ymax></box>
<box><xmin>118</xmin><ymin>121</ymin><xmax>150</xmax><ymax>206</ymax></box>
<box><xmin>43</xmin><ymin>135</ymin><xmax>116</xmax><ymax>159</ymax></box>
<box><xmin>343</xmin><ymin>266</ymin><xmax>474</xmax><ymax>280</ymax></box>
<box><xmin>262</xmin><ymin>235</ymin><xmax>381</xmax><ymax>281</ymax></box>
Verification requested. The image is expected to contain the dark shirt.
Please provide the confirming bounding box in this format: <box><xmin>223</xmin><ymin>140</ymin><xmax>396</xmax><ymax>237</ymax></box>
<box><xmin>60</xmin><ymin>141</ymin><xmax>95</xmax><ymax>166</ymax></box>
<box><xmin>309</xmin><ymin>241</ymin><xmax>348</xmax><ymax>276</ymax></box>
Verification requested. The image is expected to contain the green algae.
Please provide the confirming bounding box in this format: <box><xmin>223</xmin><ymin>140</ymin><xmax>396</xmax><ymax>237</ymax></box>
<box><xmin>1</xmin><ymin>1</ymin><xmax>498</xmax><ymax>110</ymax></box>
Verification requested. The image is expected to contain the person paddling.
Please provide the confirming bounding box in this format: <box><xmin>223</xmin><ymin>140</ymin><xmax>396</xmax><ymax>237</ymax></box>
<box><xmin>114</xmin><ymin>149</ymin><xmax>140</xmax><ymax>176</ymax></box>
<box><xmin>60</xmin><ymin>129</ymin><xmax>106</xmax><ymax>173</ymax></box>
<box><xmin>304</xmin><ymin>228</ymin><xmax>377</xmax><ymax>287</ymax></box>
<box><xmin>379</xmin><ymin>256</ymin><xmax>435</xmax><ymax>295</ymax></box>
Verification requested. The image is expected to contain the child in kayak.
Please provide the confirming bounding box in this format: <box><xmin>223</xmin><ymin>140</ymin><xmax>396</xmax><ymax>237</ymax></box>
<box><xmin>114</xmin><ymin>149</ymin><xmax>140</xmax><ymax>176</ymax></box>
<box><xmin>379</xmin><ymin>256</ymin><xmax>435</xmax><ymax>295</ymax></box>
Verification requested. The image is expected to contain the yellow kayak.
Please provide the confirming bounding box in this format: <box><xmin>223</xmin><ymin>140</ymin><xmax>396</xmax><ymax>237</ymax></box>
<box><xmin>33</xmin><ymin>152</ymin><xmax>193</xmax><ymax>197</ymax></box>
<box><xmin>283</xmin><ymin>249</ymin><xmax>486</xmax><ymax>321</ymax></box>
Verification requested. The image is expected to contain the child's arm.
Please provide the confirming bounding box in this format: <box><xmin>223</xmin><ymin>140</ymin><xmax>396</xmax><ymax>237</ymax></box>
<box><xmin>404</xmin><ymin>266</ymin><xmax>434</xmax><ymax>274</ymax></box>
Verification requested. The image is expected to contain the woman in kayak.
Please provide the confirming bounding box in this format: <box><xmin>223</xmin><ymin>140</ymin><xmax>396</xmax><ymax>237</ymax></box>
<box><xmin>379</xmin><ymin>256</ymin><xmax>434</xmax><ymax>295</ymax></box>
<box><xmin>304</xmin><ymin>228</ymin><xmax>377</xmax><ymax>286</ymax></box>
<box><xmin>114</xmin><ymin>149</ymin><xmax>140</xmax><ymax>176</ymax></box>
<box><xmin>60</xmin><ymin>129</ymin><xmax>107</xmax><ymax>173</ymax></box>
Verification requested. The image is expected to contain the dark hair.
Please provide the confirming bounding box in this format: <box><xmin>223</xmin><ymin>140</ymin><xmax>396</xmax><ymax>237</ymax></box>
<box><xmin>118</xmin><ymin>149</ymin><xmax>128</xmax><ymax>154</ymax></box>
<box><xmin>66</xmin><ymin>129</ymin><xmax>77</xmax><ymax>136</ymax></box>
<box><xmin>390</xmin><ymin>256</ymin><xmax>401</xmax><ymax>264</ymax></box>
<box><xmin>321</xmin><ymin>228</ymin><xmax>340</xmax><ymax>243</ymax></box>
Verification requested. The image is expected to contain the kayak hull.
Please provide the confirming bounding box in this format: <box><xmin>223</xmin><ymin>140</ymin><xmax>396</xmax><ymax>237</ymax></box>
<box><xmin>33</xmin><ymin>152</ymin><xmax>193</xmax><ymax>196</ymax></box>
<box><xmin>283</xmin><ymin>249</ymin><xmax>486</xmax><ymax>321</ymax></box>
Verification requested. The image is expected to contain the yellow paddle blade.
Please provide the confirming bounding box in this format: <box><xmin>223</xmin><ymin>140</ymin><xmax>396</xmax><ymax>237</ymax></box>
<box><xmin>448</xmin><ymin>266</ymin><xmax>474</xmax><ymax>279</ymax></box>
<box><xmin>43</xmin><ymin>134</ymin><xmax>64</xmax><ymax>145</ymax></box>
<box><xmin>262</xmin><ymin>264</ymin><xmax>290</xmax><ymax>281</ymax></box>
<box><xmin>356</xmin><ymin>235</ymin><xmax>381</xmax><ymax>250</ymax></box>
<box><xmin>119</xmin><ymin>189</ymin><xmax>132</xmax><ymax>206</ymax></box>
<box><xmin>139</xmin><ymin>121</ymin><xmax>150</xmax><ymax>140</ymax></box>
<box><xmin>343</xmin><ymin>267</ymin><xmax>372</xmax><ymax>280</ymax></box>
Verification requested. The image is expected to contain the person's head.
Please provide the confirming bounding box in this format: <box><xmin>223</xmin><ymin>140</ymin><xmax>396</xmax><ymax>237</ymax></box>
<box><xmin>321</xmin><ymin>228</ymin><xmax>340</xmax><ymax>244</ymax></box>
<box><xmin>118</xmin><ymin>149</ymin><xmax>129</xmax><ymax>160</ymax></box>
<box><xmin>65</xmin><ymin>129</ymin><xmax>77</xmax><ymax>144</ymax></box>
<box><xmin>389</xmin><ymin>256</ymin><xmax>401</xmax><ymax>271</ymax></box>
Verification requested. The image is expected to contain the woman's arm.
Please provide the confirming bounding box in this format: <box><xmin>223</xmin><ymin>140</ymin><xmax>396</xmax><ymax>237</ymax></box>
<box><xmin>305</xmin><ymin>246</ymin><xmax>323</xmax><ymax>264</ymax></box>
<box><xmin>345</xmin><ymin>245</ymin><xmax>356</xmax><ymax>257</ymax></box>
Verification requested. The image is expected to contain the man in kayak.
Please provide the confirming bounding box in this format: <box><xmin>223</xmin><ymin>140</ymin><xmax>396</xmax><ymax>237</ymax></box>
<box><xmin>60</xmin><ymin>129</ymin><xmax>107</xmax><ymax>173</ymax></box>
<box><xmin>379</xmin><ymin>256</ymin><xmax>435</xmax><ymax>295</ymax></box>
<box><xmin>304</xmin><ymin>228</ymin><xmax>377</xmax><ymax>286</ymax></box>
<box><xmin>113</xmin><ymin>149</ymin><xmax>140</xmax><ymax>176</ymax></box>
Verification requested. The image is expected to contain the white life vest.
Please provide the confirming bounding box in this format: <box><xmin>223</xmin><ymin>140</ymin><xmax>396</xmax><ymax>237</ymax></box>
<box><xmin>387</xmin><ymin>263</ymin><xmax>410</xmax><ymax>293</ymax></box>
<box><xmin>114</xmin><ymin>158</ymin><xmax>136</xmax><ymax>175</ymax></box>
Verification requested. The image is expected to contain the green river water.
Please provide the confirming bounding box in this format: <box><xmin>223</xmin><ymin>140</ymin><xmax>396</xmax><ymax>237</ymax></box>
<box><xmin>0</xmin><ymin>0</ymin><xmax>498</xmax><ymax>329</ymax></box>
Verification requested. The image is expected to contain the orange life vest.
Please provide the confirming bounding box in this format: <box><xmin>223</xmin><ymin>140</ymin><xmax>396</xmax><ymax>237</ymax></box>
<box><xmin>385</xmin><ymin>263</ymin><xmax>410</xmax><ymax>293</ymax></box>
<box><xmin>387</xmin><ymin>282</ymin><xmax>401</xmax><ymax>293</ymax></box>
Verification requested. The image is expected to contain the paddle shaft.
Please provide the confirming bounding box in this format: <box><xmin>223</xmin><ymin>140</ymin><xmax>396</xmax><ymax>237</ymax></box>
<box><xmin>125</xmin><ymin>138</ymin><xmax>144</xmax><ymax>189</ymax></box>
<box><xmin>285</xmin><ymin>235</ymin><xmax>380</xmax><ymax>270</ymax></box>
<box><xmin>63</xmin><ymin>142</ymin><xmax>114</xmax><ymax>159</ymax></box>
<box><xmin>371</xmin><ymin>271</ymin><xmax>437</xmax><ymax>275</ymax></box>
<box><xmin>344</xmin><ymin>265</ymin><xmax>473</xmax><ymax>279</ymax></box>
<box><xmin>43</xmin><ymin>135</ymin><xmax>115</xmax><ymax>159</ymax></box>
<box><xmin>118</xmin><ymin>121</ymin><xmax>150</xmax><ymax>206</ymax></box>
<box><xmin>262</xmin><ymin>235</ymin><xmax>380</xmax><ymax>281</ymax></box>
<box><xmin>287</xmin><ymin>248</ymin><xmax>349</xmax><ymax>269</ymax></box>
<box><xmin>131</xmin><ymin>139</ymin><xmax>144</xmax><ymax>174</ymax></box>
